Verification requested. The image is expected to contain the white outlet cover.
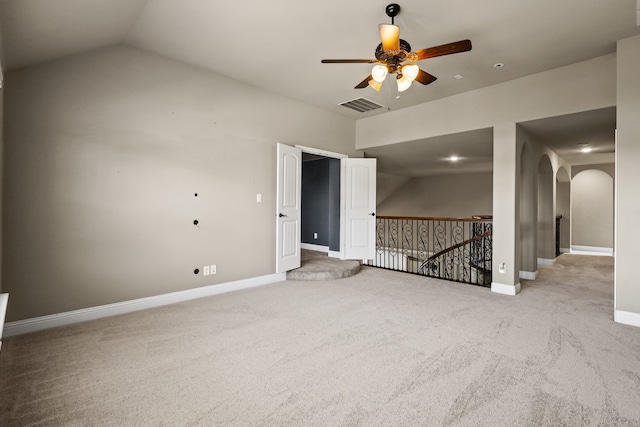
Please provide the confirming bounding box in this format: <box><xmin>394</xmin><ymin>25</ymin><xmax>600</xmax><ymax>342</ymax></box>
<box><xmin>210</xmin><ymin>265</ymin><xmax>216</xmax><ymax>274</ymax></box>
<box><xmin>203</xmin><ymin>265</ymin><xmax>210</xmax><ymax>276</ymax></box>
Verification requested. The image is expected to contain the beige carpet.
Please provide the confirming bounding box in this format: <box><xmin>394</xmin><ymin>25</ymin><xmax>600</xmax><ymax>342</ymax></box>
<box><xmin>1</xmin><ymin>255</ymin><xmax>640</xmax><ymax>426</ymax></box>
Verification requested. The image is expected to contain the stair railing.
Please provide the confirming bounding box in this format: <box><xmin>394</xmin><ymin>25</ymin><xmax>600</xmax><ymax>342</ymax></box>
<box><xmin>365</xmin><ymin>216</ymin><xmax>493</xmax><ymax>286</ymax></box>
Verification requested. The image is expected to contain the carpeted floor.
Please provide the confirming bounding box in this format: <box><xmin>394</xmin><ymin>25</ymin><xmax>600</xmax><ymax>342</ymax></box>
<box><xmin>286</xmin><ymin>250</ymin><xmax>361</xmax><ymax>281</ymax></box>
<box><xmin>1</xmin><ymin>254</ymin><xmax>639</xmax><ymax>426</ymax></box>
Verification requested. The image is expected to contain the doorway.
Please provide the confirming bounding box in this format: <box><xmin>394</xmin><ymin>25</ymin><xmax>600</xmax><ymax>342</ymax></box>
<box><xmin>301</xmin><ymin>153</ymin><xmax>341</xmax><ymax>256</ymax></box>
<box><xmin>275</xmin><ymin>143</ymin><xmax>377</xmax><ymax>273</ymax></box>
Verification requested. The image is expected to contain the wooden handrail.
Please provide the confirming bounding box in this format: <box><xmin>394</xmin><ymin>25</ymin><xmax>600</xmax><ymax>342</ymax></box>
<box><xmin>377</xmin><ymin>215</ymin><xmax>493</xmax><ymax>223</ymax></box>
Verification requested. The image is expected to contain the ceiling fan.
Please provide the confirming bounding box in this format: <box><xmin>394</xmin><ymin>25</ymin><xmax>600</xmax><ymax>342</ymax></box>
<box><xmin>321</xmin><ymin>3</ymin><xmax>472</xmax><ymax>92</ymax></box>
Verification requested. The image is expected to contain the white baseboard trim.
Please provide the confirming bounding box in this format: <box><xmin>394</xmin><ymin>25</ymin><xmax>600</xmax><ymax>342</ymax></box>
<box><xmin>3</xmin><ymin>273</ymin><xmax>286</xmax><ymax>338</ymax></box>
<box><xmin>328</xmin><ymin>250</ymin><xmax>341</xmax><ymax>259</ymax></box>
<box><xmin>301</xmin><ymin>243</ymin><xmax>329</xmax><ymax>253</ymax></box>
<box><xmin>614</xmin><ymin>310</ymin><xmax>640</xmax><ymax>328</ymax></box>
<box><xmin>519</xmin><ymin>270</ymin><xmax>538</xmax><ymax>280</ymax></box>
<box><xmin>537</xmin><ymin>258</ymin><xmax>556</xmax><ymax>266</ymax></box>
<box><xmin>571</xmin><ymin>245</ymin><xmax>614</xmax><ymax>256</ymax></box>
<box><xmin>491</xmin><ymin>282</ymin><xmax>522</xmax><ymax>296</ymax></box>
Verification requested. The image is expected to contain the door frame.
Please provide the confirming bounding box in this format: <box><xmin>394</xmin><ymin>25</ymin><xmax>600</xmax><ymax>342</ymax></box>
<box><xmin>296</xmin><ymin>145</ymin><xmax>347</xmax><ymax>259</ymax></box>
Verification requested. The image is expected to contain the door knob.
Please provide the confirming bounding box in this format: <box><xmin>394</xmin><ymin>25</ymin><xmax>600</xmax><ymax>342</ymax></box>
<box><xmin>369</xmin><ymin>213</ymin><xmax>376</xmax><ymax>216</ymax></box>
<box><xmin>279</xmin><ymin>213</ymin><xmax>288</xmax><ymax>218</ymax></box>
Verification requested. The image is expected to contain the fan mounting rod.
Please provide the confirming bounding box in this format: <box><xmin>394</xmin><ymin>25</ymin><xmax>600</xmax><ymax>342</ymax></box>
<box><xmin>385</xmin><ymin>3</ymin><xmax>400</xmax><ymax>24</ymax></box>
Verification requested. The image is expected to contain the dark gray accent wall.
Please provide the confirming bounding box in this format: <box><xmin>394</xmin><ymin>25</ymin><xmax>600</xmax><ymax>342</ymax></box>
<box><xmin>302</xmin><ymin>158</ymin><xmax>330</xmax><ymax>246</ymax></box>
<box><xmin>301</xmin><ymin>157</ymin><xmax>340</xmax><ymax>250</ymax></box>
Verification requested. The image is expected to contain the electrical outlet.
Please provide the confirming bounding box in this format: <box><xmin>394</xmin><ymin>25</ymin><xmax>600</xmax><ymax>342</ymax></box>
<box><xmin>203</xmin><ymin>265</ymin><xmax>210</xmax><ymax>276</ymax></box>
<box><xmin>210</xmin><ymin>264</ymin><xmax>216</xmax><ymax>275</ymax></box>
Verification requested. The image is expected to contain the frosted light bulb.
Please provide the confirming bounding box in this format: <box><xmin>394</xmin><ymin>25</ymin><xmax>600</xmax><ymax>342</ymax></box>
<box><xmin>402</xmin><ymin>64</ymin><xmax>419</xmax><ymax>82</ymax></box>
<box><xmin>397</xmin><ymin>75</ymin><xmax>412</xmax><ymax>92</ymax></box>
<box><xmin>371</xmin><ymin>65</ymin><xmax>388</xmax><ymax>83</ymax></box>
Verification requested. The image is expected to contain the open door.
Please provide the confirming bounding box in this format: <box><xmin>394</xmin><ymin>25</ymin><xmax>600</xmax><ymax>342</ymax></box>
<box><xmin>342</xmin><ymin>158</ymin><xmax>377</xmax><ymax>260</ymax></box>
<box><xmin>276</xmin><ymin>143</ymin><xmax>302</xmax><ymax>273</ymax></box>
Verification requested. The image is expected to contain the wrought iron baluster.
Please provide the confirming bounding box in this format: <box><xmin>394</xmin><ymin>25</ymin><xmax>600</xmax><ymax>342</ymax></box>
<box><xmin>369</xmin><ymin>216</ymin><xmax>492</xmax><ymax>287</ymax></box>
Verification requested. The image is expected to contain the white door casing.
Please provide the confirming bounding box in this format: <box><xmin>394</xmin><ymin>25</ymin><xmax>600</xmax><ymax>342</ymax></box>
<box><xmin>342</xmin><ymin>158</ymin><xmax>377</xmax><ymax>260</ymax></box>
<box><xmin>275</xmin><ymin>143</ymin><xmax>302</xmax><ymax>273</ymax></box>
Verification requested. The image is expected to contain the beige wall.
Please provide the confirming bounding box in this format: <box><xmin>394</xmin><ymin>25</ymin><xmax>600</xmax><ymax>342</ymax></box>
<box><xmin>2</xmin><ymin>45</ymin><xmax>357</xmax><ymax>321</ymax></box>
<box><xmin>356</xmin><ymin>54</ymin><xmax>616</xmax><ymax>150</ymax></box>
<box><xmin>571</xmin><ymin>169</ymin><xmax>614</xmax><ymax>248</ymax></box>
<box><xmin>570</xmin><ymin>162</ymin><xmax>614</xmax><ymax>249</ymax></box>
<box><xmin>556</xmin><ymin>180</ymin><xmax>570</xmax><ymax>251</ymax></box>
<box><xmin>492</xmin><ymin>123</ymin><xmax>521</xmax><ymax>289</ymax></box>
<box><xmin>376</xmin><ymin>172</ymin><xmax>410</xmax><ymax>206</ymax></box>
<box><xmin>616</xmin><ymin>35</ymin><xmax>640</xmax><ymax>316</ymax></box>
<box><xmin>376</xmin><ymin>172</ymin><xmax>492</xmax><ymax>218</ymax></box>
<box><xmin>519</xmin><ymin>141</ymin><xmax>537</xmax><ymax>273</ymax></box>
<box><xmin>572</xmin><ymin>163</ymin><xmax>614</xmax><ymax>179</ymax></box>
<box><xmin>537</xmin><ymin>155</ymin><xmax>555</xmax><ymax>260</ymax></box>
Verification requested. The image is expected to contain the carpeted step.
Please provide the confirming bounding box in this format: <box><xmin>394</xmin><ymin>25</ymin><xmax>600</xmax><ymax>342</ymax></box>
<box><xmin>287</xmin><ymin>252</ymin><xmax>361</xmax><ymax>281</ymax></box>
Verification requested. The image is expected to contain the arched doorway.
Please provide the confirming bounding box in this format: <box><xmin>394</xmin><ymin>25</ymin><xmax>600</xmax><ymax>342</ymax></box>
<box><xmin>571</xmin><ymin>169</ymin><xmax>614</xmax><ymax>254</ymax></box>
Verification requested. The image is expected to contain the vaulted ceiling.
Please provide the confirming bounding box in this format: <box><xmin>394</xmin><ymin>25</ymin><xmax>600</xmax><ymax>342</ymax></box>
<box><xmin>1</xmin><ymin>0</ymin><xmax>638</xmax><ymax>168</ymax></box>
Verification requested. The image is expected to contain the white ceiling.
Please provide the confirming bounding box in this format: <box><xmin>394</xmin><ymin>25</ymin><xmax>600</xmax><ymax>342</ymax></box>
<box><xmin>1</xmin><ymin>0</ymin><xmax>637</xmax><ymax>172</ymax></box>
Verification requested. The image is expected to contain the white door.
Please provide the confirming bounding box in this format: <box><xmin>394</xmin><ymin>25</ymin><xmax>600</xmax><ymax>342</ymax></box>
<box><xmin>276</xmin><ymin>143</ymin><xmax>302</xmax><ymax>273</ymax></box>
<box><xmin>342</xmin><ymin>158</ymin><xmax>377</xmax><ymax>260</ymax></box>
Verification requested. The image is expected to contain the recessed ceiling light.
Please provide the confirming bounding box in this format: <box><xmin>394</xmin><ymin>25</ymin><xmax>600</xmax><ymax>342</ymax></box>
<box><xmin>493</xmin><ymin>63</ymin><xmax>505</xmax><ymax>69</ymax></box>
<box><xmin>577</xmin><ymin>143</ymin><xmax>592</xmax><ymax>153</ymax></box>
<box><xmin>448</xmin><ymin>155</ymin><xmax>460</xmax><ymax>162</ymax></box>
<box><xmin>454</xmin><ymin>74</ymin><xmax>464</xmax><ymax>80</ymax></box>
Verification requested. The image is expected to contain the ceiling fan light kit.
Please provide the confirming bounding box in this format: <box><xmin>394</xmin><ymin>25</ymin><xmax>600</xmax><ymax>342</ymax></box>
<box><xmin>321</xmin><ymin>3</ymin><xmax>472</xmax><ymax>93</ymax></box>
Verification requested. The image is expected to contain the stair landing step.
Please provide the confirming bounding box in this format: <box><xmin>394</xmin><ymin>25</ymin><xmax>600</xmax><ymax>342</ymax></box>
<box><xmin>287</xmin><ymin>250</ymin><xmax>361</xmax><ymax>281</ymax></box>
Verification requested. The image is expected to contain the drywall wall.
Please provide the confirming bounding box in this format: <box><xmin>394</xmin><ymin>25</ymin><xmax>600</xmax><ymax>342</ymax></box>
<box><xmin>616</xmin><ymin>34</ymin><xmax>640</xmax><ymax>317</ymax></box>
<box><xmin>517</xmin><ymin>128</ymin><xmax>571</xmax><ymax>272</ymax></box>
<box><xmin>356</xmin><ymin>54</ymin><xmax>616</xmax><ymax>150</ymax></box>
<box><xmin>519</xmin><ymin>141</ymin><xmax>537</xmax><ymax>273</ymax></box>
<box><xmin>569</xmin><ymin>163</ymin><xmax>614</xmax><ymax>251</ymax></box>
<box><xmin>376</xmin><ymin>172</ymin><xmax>410</xmax><ymax>206</ymax></box>
<box><xmin>376</xmin><ymin>172</ymin><xmax>492</xmax><ymax>218</ymax></box>
<box><xmin>2</xmin><ymin>45</ymin><xmax>357</xmax><ymax>321</ymax></box>
<box><xmin>572</xmin><ymin>163</ymin><xmax>614</xmax><ymax>179</ymax></box>
<box><xmin>556</xmin><ymin>181</ymin><xmax>571</xmax><ymax>251</ymax></box>
<box><xmin>302</xmin><ymin>158</ymin><xmax>330</xmax><ymax>246</ymax></box>
<box><xmin>301</xmin><ymin>157</ymin><xmax>341</xmax><ymax>248</ymax></box>
<box><xmin>492</xmin><ymin>123</ymin><xmax>521</xmax><ymax>291</ymax></box>
<box><xmin>556</xmin><ymin>166</ymin><xmax>571</xmax><ymax>253</ymax></box>
<box><xmin>537</xmin><ymin>156</ymin><xmax>555</xmax><ymax>260</ymax></box>
<box><xmin>572</xmin><ymin>169</ymin><xmax>614</xmax><ymax>248</ymax></box>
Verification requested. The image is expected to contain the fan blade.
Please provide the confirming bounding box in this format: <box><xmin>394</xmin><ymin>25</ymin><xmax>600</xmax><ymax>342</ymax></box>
<box><xmin>321</xmin><ymin>59</ymin><xmax>378</xmax><ymax>63</ymax></box>
<box><xmin>355</xmin><ymin>75</ymin><xmax>373</xmax><ymax>89</ymax></box>
<box><xmin>415</xmin><ymin>69</ymin><xmax>437</xmax><ymax>85</ymax></box>
<box><xmin>415</xmin><ymin>39</ymin><xmax>472</xmax><ymax>61</ymax></box>
<box><xmin>379</xmin><ymin>24</ymin><xmax>400</xmax><ymax>51</ymax></box>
